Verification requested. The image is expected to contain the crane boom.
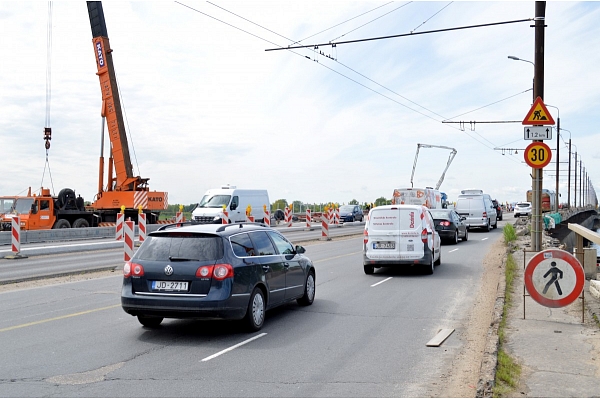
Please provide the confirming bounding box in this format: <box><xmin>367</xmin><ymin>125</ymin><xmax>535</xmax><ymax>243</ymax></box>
<box><xmin>410</xmin><ymin>143</ymin><xmax>457</xmax><ymax>190</ymax></box>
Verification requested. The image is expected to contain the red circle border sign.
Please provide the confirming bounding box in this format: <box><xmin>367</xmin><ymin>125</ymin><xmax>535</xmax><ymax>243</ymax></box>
<box><xmin>524</xmin><ymin>249</ymin><xmax>584</xmax><ymax>308</ymax></box>
<box><xmin>524</xmin><ymin>141</ymin><xmax>552</xmax><ymax>169</ymax></box>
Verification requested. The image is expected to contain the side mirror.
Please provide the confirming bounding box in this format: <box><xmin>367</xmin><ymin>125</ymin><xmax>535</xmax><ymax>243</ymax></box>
<box><xmin>295</xmin><ymin>245</ymin><xmax>306</xmax><ymax>254</ymax></box>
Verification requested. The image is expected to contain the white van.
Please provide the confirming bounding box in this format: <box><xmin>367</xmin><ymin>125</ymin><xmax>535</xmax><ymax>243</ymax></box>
<box><xmin>192</xmin><ymin>186</ymin><xmax>270</xmax><ymax>224</ymax></box>
<box><xmin>455</xmin><ymin>189</ymin><xmax>497</xmax><ymax>231</ymax></box>
<box><xmin>363</xmin><ymin>205</ymin><xmax>441</xmax><ymax>275</ymax></box>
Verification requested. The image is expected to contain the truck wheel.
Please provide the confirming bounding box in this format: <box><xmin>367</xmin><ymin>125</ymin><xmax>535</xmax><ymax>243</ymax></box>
<box><xmin>53</xmin><ymin>219</ymin><xmax>71</xmax><ymax>229</ymax></box>
<box><xmin>73</xmin><ymin>218</ymin><xmax>89</xmax><ymax>228</ymax></box>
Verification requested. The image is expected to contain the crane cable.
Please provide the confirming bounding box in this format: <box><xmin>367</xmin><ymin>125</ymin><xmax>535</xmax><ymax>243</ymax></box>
<box><xmin>41</xmin><ymin>1</ymin><xmax>55</xmax><ymax>195</ymax></box>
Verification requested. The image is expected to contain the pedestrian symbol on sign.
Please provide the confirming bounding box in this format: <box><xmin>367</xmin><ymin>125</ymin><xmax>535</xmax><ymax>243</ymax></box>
<box><xmin>542</xmin><ymin>262</ymin><xmax>563</xmax><ymax>295</ymax></box>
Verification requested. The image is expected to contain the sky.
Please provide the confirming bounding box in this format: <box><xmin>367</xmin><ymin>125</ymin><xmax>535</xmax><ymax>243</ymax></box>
<box><xmin>1</xmin><ymin>1</ymin><xmax>599</xmax><ymax>208</ymax></box>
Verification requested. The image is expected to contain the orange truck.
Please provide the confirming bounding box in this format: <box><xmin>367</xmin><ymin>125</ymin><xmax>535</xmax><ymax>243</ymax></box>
<box><xmin>1</xmin><ymin>2</ymin><xmax>167</xmax><ymax>231</ymax></box>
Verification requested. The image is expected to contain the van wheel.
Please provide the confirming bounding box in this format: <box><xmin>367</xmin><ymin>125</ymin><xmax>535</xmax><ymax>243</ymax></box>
<box><xmin>434</xmin><ymin>248</ymin><xmax>441</xmax><ymax>266</ymax></box>
<box><xmin>485</xmin><ymin>220</ymin><xmax>491</xmax><ymax>232</ymax></box>
<box><xmin>364</xmin><ymin>264</ymin><xmax>374</xmax><ymax>275</ymax></box>
<box><xmin>424</xmin><ymin>255</ymin><xmax>434</xmax><ymax>275</ymax></box>
<box><xmin>493</xmin><ymin>219</ymin><xmax>498</xmax><ymax>229</ymax></box>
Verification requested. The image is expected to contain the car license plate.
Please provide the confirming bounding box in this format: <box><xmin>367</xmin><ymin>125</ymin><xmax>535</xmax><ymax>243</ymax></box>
<box><xmin>374</xmin><ymin>241</ymin><xmax>395</xmax><ymax>249</ymax></box>
<box><xmin>152</xmin><ymin>281</ymin><xmax>188</xmax><ymax>291</ymax></box>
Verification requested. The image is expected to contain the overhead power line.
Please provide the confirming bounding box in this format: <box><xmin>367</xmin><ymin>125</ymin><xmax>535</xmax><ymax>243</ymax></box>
<box><xmin>265</xmin><ymin>18</ymin><xmax>533</xmax><ymax>51</ymax></box>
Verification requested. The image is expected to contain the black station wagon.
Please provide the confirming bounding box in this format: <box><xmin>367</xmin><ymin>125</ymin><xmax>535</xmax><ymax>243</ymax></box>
<box><xmin>121</xmin><ymin>222</ymin><xmax>316</xmax><ymax>331</ymax></box>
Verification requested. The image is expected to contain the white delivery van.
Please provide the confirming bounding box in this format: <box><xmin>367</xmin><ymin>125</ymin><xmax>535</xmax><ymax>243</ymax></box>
<box><xmin>391</xmin><ymin>188</ymin><xmax>442</xmax><ymax>209</ymax></box>
<box><xmin>363</xmin><ymin>204</ymin><xmax>441</xmax><ymax>275</ymax></box>
<box><xmin>455</xmin><ymin>189</ymin><xmax>497</xmax><ymax>231</ymax></box>
<box><xmin>191</xmin><ymin>186</ymin><xmax>270</xmax><ymax>224</ymax></box>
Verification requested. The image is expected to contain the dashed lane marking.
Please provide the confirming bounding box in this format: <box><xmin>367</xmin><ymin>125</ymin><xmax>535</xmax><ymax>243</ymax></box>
<box><xmin>371</xmin><ymin>277</ymin><xmax>393</xmax><ymax>287</ymax></box>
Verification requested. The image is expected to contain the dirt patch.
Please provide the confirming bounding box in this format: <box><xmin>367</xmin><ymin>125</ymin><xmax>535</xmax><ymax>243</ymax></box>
<box><xmin>435</xmin><ymin>236</ymin><xmax>506</xmax><ymax>397</ymax></box>
<box><xmin>0</xmin><ymin>269</ymin><xmax>121</xmax><ymax>293</ymax></box>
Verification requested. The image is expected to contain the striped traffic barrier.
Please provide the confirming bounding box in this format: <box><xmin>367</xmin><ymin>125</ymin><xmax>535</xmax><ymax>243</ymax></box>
<box><xmin>306</xmin><ymin>209</ymin><xmax>311</xmax><ymax>229</ymax></box>
<box><xmin>285</xmin><ymin>207</ymin><xmax>292</xmax><ymax>227</ymax></box>
<box><xmin>221</xmin><ymin>210</ymin><xmax>228</xmax><ymax>224</ymax></box>
<box><xmin>335</xmin><ymin>207</ymin><xmax>340</xmax><ymax>225</ymax></box>
<box><xmin>124</xmin><ymin>220</ymin><xmax>134</xmax><ymax>261</ymax></box>
<box><xmin>11</xmin><ymin>216</ymin><xmax>20</xmax><ymax>254</ymax></box>
<box><xmin>321</xmin><ymin>209</ymin><xmax>330</xmax><ymax>240</ymax></box>
<box><xmin>138</xmin><ymin>213</ymin><xmax>147</xmax><ymax>243</ymax></box>
<box><xmin>263</xmin><ymin>205</ymin><xmax>270</xmax><ymax>226</ymax></box>
<box><xmin>176</xmin><ymin>211</ymin><xmax>183</xmax><ymax>224</ymax></box>
<box><xmin>115</xmin><ymin>213</ymin><xmax>124</xmax><ymax>241</ymax></box>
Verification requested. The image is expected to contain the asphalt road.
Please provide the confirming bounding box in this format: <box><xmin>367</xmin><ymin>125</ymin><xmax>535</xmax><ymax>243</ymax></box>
<box><xmin>0</xmin><ymin>222</ymin><xmax>505</xmax><ymax>397</ymax></box>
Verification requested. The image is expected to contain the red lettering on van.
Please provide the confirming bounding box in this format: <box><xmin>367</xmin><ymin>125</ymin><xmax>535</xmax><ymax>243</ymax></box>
<box><xmin>409</xmin><ymin>211</ymin><xmax>415</xmax><ymax>228</ymax></box>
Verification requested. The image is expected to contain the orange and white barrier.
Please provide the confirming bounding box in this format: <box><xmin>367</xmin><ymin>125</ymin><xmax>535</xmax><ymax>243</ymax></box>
<box><xmin>321</xmin><ymin>210</ymin><xmax>330</xmax><ymax>240</ymax></box>
<box><xmin>306</xmin><ymin>209</ymin><xmax>311</xmax><ymax>228</ymax></box>
<box><xmin>263</xmin><ymin>206</ymin><xmax>270</xmax><ymax>226</ymax></box>
<box><xmin>11</xmin><ymin>216</ymin><xmax>20</xmax><ymax>255</ymax></box>
<box><xmin>124</xmin><ymin>220</ymin><xmax>134</xmax><ymax>261</ymax></box>
<box><xmin>138</xmin><ymin>213</ymin><xmax>147</xmax><ymax>243</ymax></box>
<box><xmin>116</xmin><ymin>213</ymin><xmax>124</xmax><ymax>241</ymax></box>
<box><xmin>221</xmin><ymin>210</ymin><xmax>228</xmax><ymax>224</ymax></box>
<box><xmin>285</xmin><ymin>207</ymin><xmax>292</xmax><ymax>227</ymax></box>
<box><xmin>176</xmin><ymin>211</ymin><xmax>183</xmax><ymax>224</ymax></box>
<box><xmin>334</xmin><ymin>207</ymin><xmax>340</xmax><ymax>225</ymax></box>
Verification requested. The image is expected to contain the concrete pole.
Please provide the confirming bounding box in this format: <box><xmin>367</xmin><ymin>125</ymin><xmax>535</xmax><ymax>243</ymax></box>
<box><xmin>555</xmin><ymin>117</ymin><xmax>560</xmax><ymax>211</ymax></box>
<box><xmin>567</xmin><ymin>139</ymin><xmax>571</xmax><ymax>208</ymax></box>
<box><xmin>531</xmin><ymin>1</ymin><xmax>546</xmax><ymax>251</ymax></box>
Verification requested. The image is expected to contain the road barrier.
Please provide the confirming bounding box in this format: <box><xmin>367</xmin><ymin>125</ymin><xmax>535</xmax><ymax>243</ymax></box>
<box><xmin>321</xmin><ymin>210</ymin><xmax>330</xmax><ymax>241</ymax></box>
<box><xmin>124</xmin><ymin>220</ymin><xmax>134</xmax><ymax>261</ymax></box>
<box><xmin>11</xmin><ymin>216</ymin><xmax>20</xmax><ymax>255</ymax></box>
<box><xmin>306</xmin><ymin>209</ymin><xmax>311</xmax><ymax>229</ymax></box>
<box><xmin>138</xmin><ymin>213</ymin><xmax>147</xmax><ymax>243</ymax></box>
<box><xmin>115</xmin><ymin>213</ymin><xmax>124</xmax><ymax>241</ymax></box>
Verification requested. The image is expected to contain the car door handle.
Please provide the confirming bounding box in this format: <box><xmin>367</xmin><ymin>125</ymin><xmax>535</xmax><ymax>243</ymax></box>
<box><xmin>262</xmin><ymin>265</ymin><xmax>270</xmax><ymax>272</ymax></box>
<box><xmin>283</xmin><ymin>263</ymin><xmax>290</xmax><ymax>268</ymax></box>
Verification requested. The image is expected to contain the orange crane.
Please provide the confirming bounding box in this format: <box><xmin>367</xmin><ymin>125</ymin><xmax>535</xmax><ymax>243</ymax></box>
<box><xmin>1</xmin><ymin>2</ymin><xmax>167</xmax><ymax>231</ymax></box>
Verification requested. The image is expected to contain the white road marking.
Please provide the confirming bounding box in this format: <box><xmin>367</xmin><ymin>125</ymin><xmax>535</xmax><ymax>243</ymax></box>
<box><xmin>201</xmin><ymin>333</ymin><xmax>267</xmax><ymax>362</ymax></box>
<box><xmin>449</xmin><ymin>249</ymin><xmax>459</xmax><ymax>253</ymax></box>
<box><xmin>481</xmin><ymin>237</ymin><xmax>489</xmax><ymax>241</ymax></box>
<box><xmin>371</xmin><ymin>277</ymin><xmax>393</xmax><ymax>287</ymax></box>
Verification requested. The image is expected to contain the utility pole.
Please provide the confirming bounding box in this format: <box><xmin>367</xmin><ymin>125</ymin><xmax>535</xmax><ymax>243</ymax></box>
<box><xmin>567</xmin><ymin>139</ymin><xmax>571</xmax><ymax>208</ymax></box>
<box><xmin>555</xmin><ymin>116</ymin><xmax>560</xmax><ymax>211</ymax></box>
<box><xmin>531</xmin><ymin>1</ymin><xmax>546</xmax><ymax>251</ymax></box>
<box><xmin>574</xmin><ymin>152</ymin><xmax>578</xmax><ymax>207</ymax></box>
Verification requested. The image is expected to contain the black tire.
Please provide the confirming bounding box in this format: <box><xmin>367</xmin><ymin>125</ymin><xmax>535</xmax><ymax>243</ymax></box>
<box><xmin>53</xmin><ymin>219</ymin><xmax>71</xmax><ymax>229</ymax></box>
<box><xmin>244</xmin><ymin>287</ymin><xmax>265</xmax><ymax>332</ymax></box>
<box><xmin>463</xmin><ymin>229</ymin><xmax>469</xmax><ymax>241</ymax></box>
<box><xmin>453</xmin><ymin>230</ymin><xmax>459</xmax><ymax>244</ymax></box>
<box><xmin>424</xmin><ymin>253</ymin><xmax>435</xmax><ymax>275</ymax></box>
<box><xmin>434</xmin><ymin>247</ymin><xmax>441</xmax><ymax>266</ymax></box>
<box><xmin>350</xmin><ymin>216</ymin><xmax>355</xmax><ymax>222</ymax></box>
<box><xmin>72</xmin><ymin>218</ymin><xmax>89</xmax><ymax>228</ymax></box>
<box><xmin>364</xmin><ymin>264</ymin><xmax>374</xmax><ymax>275</ymax></box>
<box><xmin>485</xmin><ymin>220</ymin><xmax>490</xmax><ymax>232</ymax></box>
<box><xmin>297</xmin><ymin>271</ymin><xmax>315</xmax><ymax>306</ymax></box>
<box><xmin>137</xmin><ymin>315</ymin><xmax>163</xmax><ymax>328</ymax></box>
<box><xmin>493</xmin><ymin>219</ymin><xmax>498</xmax><ymax>229</ymax></box>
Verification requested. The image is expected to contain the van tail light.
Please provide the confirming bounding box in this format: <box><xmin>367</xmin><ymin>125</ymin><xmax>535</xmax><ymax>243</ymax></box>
<box><xmin>440</xmin><ymin>221</ymin><xmax>451</xmax><ymax>227</ymax></box>
<box><xmin>482</xmin><ymin>211</ymin><xmax>488</xmax><ymax>218</ymax></box>
<box><xmin>363</xmin><ymin>228</ymin><xmax>368</xmax><ymax>244</ymax></box>
<box><xmin>421</xmin><ymin>228</ymin><xmax>429</xmax><ymax>243</ymax></box>
<box><xmin>124</xmin><ymin>261</ymin><xmax>144</xmax><ymax>278</ymax></box>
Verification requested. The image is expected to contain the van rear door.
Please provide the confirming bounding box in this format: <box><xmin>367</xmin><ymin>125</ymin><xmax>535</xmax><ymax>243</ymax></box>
<box><xmin>366</xmin><ymin>207</ymin><xmax>424</xmax><ymax>261</ymax></box>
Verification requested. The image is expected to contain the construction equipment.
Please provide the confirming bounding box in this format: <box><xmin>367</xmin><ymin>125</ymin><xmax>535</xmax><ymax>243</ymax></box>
<box><xmin>1</xmin><ymin>2</ymin><xmax>167</xmax><ymax>231</ymax></box>
<box><xmin>410</xmin><ymin>144</ymin><xmax>457</xmax><ymax>190</ymax></box>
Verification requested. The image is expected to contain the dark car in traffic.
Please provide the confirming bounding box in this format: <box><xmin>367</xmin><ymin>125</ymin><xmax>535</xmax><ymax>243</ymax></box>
<box><xmin>492</xmin><ymin>199</ymin><xmax>503</xmax><ymax>221</ymax></box>
<box><xmin>121</xmin><ymin>222</ymin><xmax>316</xmax><ymax>331</ymax></box>
<box><xmin>430</xmin><ymin>209</ymin><xmax>468</xmax><ymax>244</ymax></box>
<box><xmin>339</xmin><ymin>205</ymin><xmax>364</xmax><ymax>222</ymax></box>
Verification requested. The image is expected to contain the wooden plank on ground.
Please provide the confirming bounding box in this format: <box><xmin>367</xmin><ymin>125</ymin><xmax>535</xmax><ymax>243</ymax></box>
<box><xmin>426</xmin><ymin>328</ymin><xmax>455</xmax><ymax>347</ymax></box>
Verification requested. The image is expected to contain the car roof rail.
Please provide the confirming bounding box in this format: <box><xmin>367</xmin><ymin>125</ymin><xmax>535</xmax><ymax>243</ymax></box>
<box><xmin>216</xmin><ymin>222</ymin><xmax>269</xmax><ymax>232</ymax></box>
<box><xmin>156</xmin><ymin>220</ymin><xmax>199</xmax><ymax>231</ymax></box>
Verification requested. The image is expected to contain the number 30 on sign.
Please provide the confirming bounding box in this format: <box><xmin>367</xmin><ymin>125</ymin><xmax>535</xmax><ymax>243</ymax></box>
<box><xmin>524</xmin><ymin>142</ymin><xmax>552</xmax><ymax>169</ymax></box>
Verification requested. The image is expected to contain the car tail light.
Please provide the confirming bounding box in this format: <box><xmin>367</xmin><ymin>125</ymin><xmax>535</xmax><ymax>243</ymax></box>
<box><xmin>123</xmin><ymin>261</ymin><xmax>144</xmax><ymax>278</ymax></box>
<box><xmin>421</xmin><ymin>228</ymin><xmax>428</xmax><ymax>243</ymax></box>
<box><xmin>196</xmin><ymin>265</ymin><xmax>213</xmax><ymax>278</ymax></box>
<box><xmin>440</xmin><ymin>221</ymin><xmax>451</xmax><ymax>227</ymax></box>
<box><xmin>482</xmin><ymin>211</ymin><xmax>487</xmax><ymax>218</ymax></box>
<box><xmin>212</xmin><ymin>264</ymin><xmax>234</xmax><ymax>280</ymax></box>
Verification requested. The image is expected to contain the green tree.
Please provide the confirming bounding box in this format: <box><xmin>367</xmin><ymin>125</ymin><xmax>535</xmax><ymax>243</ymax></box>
<box><xmin>272</xmin><ymin>199</ymin><xmax>287</xmax><ymax>210</ymax></box>
<box><xmin>375</xmin><ymin>197</ymin><xmax>389</xmax><ymax>206</ymax></box>
<box><xmin>349</xmin><ymin>199</ymin><xmax>358</xmax><ymax>205</ymax></box>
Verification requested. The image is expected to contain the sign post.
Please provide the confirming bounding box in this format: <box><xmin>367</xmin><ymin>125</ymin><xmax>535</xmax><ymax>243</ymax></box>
<box><xmin>522</xmin><ymin>96</ymin><xmax>555</xmax><ymax>252</ymax></box>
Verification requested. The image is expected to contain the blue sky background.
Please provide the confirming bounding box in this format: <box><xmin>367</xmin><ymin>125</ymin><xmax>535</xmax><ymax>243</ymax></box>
<box><xmin>1</xmin><ymin>1</ymin><xmax>599</xmax><ymax>206</ymax></box>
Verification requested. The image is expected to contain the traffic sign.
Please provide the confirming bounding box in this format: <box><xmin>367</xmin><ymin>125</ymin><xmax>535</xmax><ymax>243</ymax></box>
<box><xmin>524</xmin><ymin>126</ymin><xmax>553</xmax><ymax>140</ymax></box>
<box><xmin>524</xmin><ymin>249</ymin><xmax>584</xmax><ymax>308</ymax></box>
<box><xmin>524</xmin><ymin>142</ymin><xmax>552</xmax><ymax>169</ymax></box>
<box><xmin>522</xmin><ymin>96</ymin><xmax>555</xmax><ymax>125</ymax></box>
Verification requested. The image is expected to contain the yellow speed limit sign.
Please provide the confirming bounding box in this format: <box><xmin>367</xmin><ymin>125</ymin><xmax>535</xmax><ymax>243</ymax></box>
<box><xmin>524</xmin><ymin>142</ymin><xmax>552</xmax><ymax>169</ymax></box>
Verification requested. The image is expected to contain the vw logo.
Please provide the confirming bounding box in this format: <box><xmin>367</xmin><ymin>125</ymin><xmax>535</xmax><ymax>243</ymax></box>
<box><xmin>164</xmin><ymin>265</ymin><xmax>174</xmax><ymax>276</ymax></box>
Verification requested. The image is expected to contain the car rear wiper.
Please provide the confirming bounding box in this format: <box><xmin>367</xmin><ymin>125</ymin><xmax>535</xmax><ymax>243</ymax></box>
<box><xmin>169</xmin><ymin>256</ymin><xmax>199</xmax><ymax>261</ymax></box>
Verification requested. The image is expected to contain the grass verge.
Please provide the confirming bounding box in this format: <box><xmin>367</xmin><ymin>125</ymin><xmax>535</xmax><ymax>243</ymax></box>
<box><xmin>494</xmin><ymin>226</ymin><xmax>522</xmax><ymax>397</ymax></box>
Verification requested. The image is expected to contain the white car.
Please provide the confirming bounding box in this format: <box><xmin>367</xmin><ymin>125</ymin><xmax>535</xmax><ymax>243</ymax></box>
<box><xmin>514</xmin><ymin>202</ymin><xmax>532</xmax><ymax>217</ymax></box>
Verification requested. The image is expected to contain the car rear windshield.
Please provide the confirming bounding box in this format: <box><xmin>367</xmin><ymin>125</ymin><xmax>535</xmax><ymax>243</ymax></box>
<box><xmin>135</xmin><ymin>233</ymin><xmax>223</xmax><ymax>261</ymax></box>
<box><xmin>517</xmin><ymin>203</ymin><xmax>531</xmax><ymax>207</ymax></box>
<box><xmin>430</xmin><ymin>210</ymin><xmax>451</xmax><ymax>219</ymax></box>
